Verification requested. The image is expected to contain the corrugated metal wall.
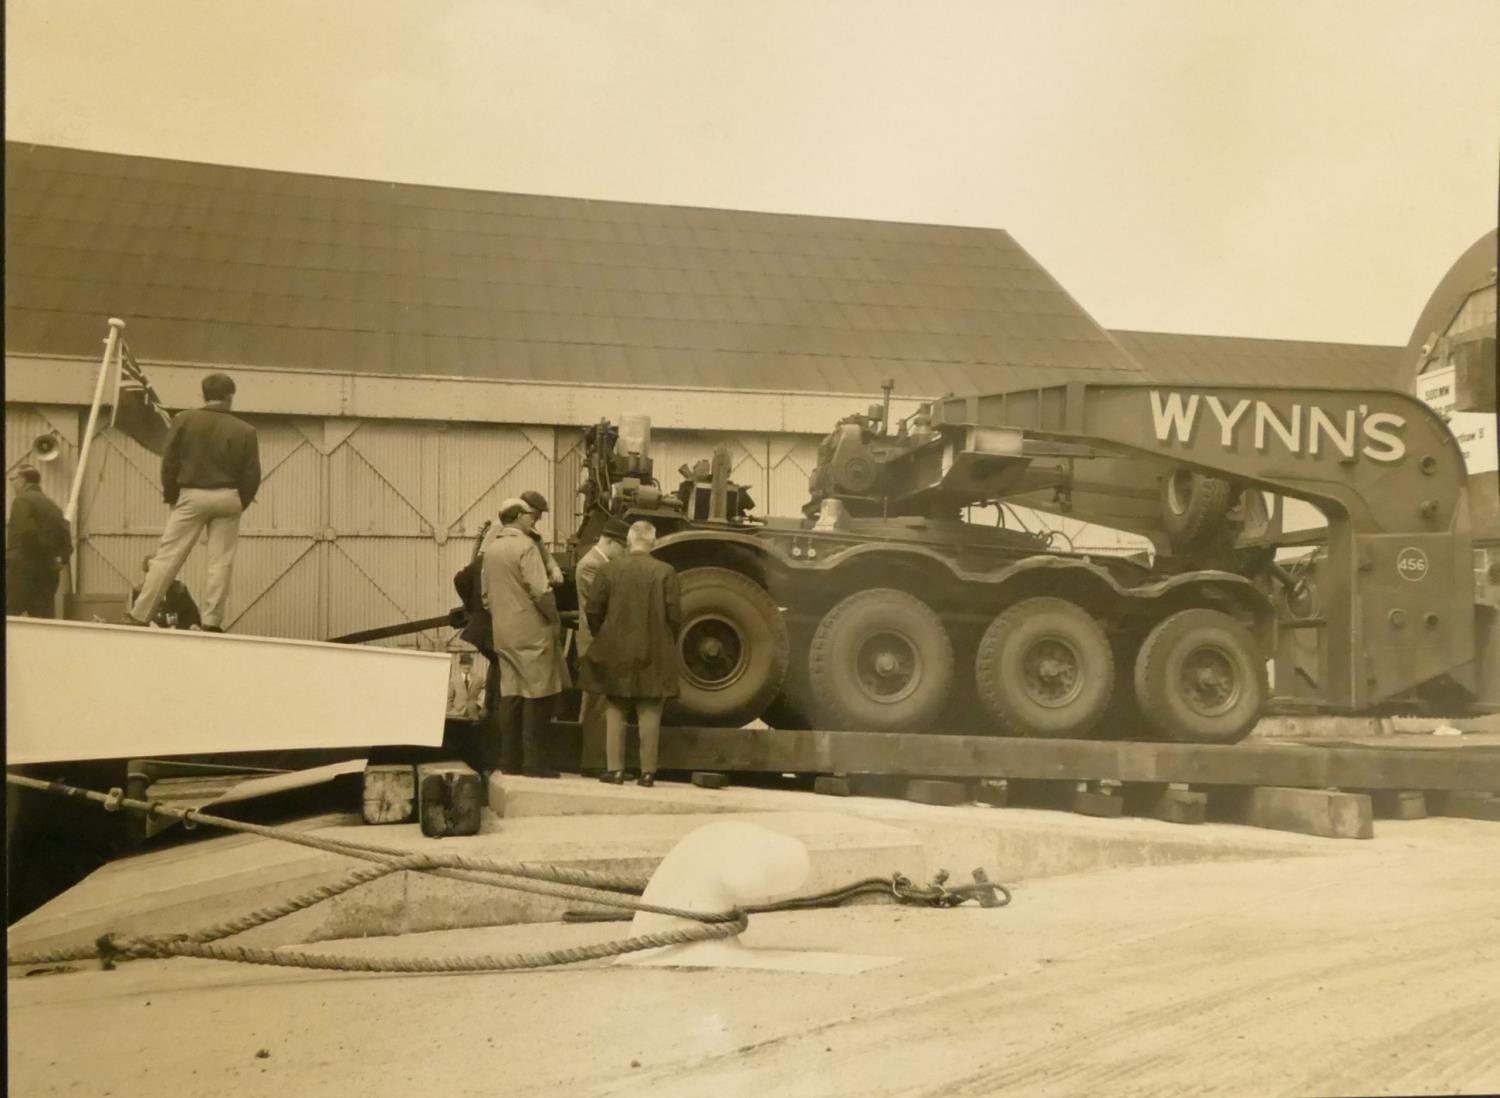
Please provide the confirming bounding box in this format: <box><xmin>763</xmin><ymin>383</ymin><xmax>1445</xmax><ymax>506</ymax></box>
<box><xmin>6</xmin><ymin>405</ymin><xmax>559</xmax><ymax>649</ymax></box>
<box><xmin>4</xmin><ymin>405</ymin><xmax>79</xmax><ymax>520</ymax></box>
<box><xmin>6</xmin><ymin>404</ymin><xmax>1146</xmax><ymax>643</ymax></box>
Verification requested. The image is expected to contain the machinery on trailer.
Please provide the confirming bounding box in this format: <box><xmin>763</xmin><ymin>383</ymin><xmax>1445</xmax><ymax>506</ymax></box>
<box><xmin>567</xmin><ymin>382</ymin><xmax>1499</xmax><ymax>745</ymax></box>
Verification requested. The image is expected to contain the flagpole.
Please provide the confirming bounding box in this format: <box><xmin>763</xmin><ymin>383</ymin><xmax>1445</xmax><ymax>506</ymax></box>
<box><xmin>62</xmin><ymin>318</ymin><xmax>125</xmax><ymax>592</ymax></box>
<box><xmin>109</xmin><ymin>339</ymin><xmax>129</xmax><ymax>429</ymax></box>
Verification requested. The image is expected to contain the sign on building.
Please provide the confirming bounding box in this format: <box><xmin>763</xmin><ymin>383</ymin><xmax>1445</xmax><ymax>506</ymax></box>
<box><xmin>1416</xmin><ymin>363</ymin><xmax>1499</xmax><ymax>476</ymax></box>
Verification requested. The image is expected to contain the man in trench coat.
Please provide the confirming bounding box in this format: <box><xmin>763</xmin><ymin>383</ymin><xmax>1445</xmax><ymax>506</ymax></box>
<box><xmin>480</xmin><ymin>496</ymin><xmax>568</xmax><ymax>777</ymax></box>
<box><xmin>580</xmin><ymin>520</ymin><xmax>682</xmax><ymax>786</ymax></box>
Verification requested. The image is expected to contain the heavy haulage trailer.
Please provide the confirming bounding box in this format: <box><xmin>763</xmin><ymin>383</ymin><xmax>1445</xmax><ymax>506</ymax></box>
<box><xmin>565</xmin><ymin>382</ymin><xmax>1500</xmax><ymax>745</ymax></box>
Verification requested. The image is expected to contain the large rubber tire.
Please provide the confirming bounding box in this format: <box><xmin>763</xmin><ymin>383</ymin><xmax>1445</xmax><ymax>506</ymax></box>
<box><xmin>1133</xmin><ymin>609</ymin><xmax>1266</xmax><ymax>744</ymax></box>
<box><xmin>1161</xmin><ymin>470</ymin><xmax>1234</xmax><ymax>551</ymax></box>
<box><xmin>808</xmin><ymin>588</ymin><xmax>954</xmax><ymax>733</ymax></box>
<box><xmin>667</xmin><ymin>568</ymin><xmax>789</xmax><ymax>728</ymax></box>
<box><xmin>974</xmin><ymin>597</ymin><xmax>1115</xmax><ymax>738</ymax></box>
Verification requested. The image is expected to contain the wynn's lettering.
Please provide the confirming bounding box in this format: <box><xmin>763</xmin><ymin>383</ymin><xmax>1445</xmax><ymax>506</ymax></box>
<box><xmin>1148</xmin><ymin>391</ymin><xmax>1407</xmax><ymax>463</ymax></box>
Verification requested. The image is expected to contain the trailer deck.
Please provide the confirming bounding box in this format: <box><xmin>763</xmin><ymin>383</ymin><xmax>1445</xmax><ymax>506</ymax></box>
<box><xmin>578</xmin><ymin>723</ymin><xmax>1500</xmax><ymax>837</ymax></box>
<box><xmin>581</xmin><ymin>724</ymin><xmax>1500</xmax><ymax>791</ymax></box>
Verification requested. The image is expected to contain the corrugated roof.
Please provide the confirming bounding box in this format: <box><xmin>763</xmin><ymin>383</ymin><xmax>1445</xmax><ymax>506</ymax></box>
<box><xmin>5</xmin><ymin>142</ymin><xmax>1147</xmax><ymax>397</ymax></box>
<box><xmin>1109</xmin><ymin>329</ymin><xmax>1408</xmax><ymax>392</ymax></box>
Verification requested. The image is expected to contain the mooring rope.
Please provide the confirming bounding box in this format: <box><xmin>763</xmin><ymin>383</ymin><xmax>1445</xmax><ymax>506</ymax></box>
<box><xmin>5</xmin><ymin>773</ymin><xmax>1005</xmax><ymax>976</ymax></box>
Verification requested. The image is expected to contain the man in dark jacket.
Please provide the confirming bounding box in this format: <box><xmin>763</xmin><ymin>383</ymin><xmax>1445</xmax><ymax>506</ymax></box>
<box><xmin>5</xmin><ymin>464</ymin><xmax>71</xmax><ymax>618</ymax></box>
<box><xmin>127</xmin><ymin>372</ymin><xmax>261</xmax><ymax>632</ymax></box>
<box><xmin>580</xmin><ymin>520</ymin><xmax>681</xmax><ymax>787</ymax></box>
<box><xmin>573</xmin><ymin>517</ymin><xmax>630</xmax><ymax>745</ymax></box>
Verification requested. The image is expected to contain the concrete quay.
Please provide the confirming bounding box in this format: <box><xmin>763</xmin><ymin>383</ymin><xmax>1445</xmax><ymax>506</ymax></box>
<box><xmin>10</xmin><ymin>773</ymin><xmax>1335</xmax><ymax>960</ymax></box>
<box><xmin>8</xmin><ymin>815</ymin><xmax>1499</xmax><ymax>1098</ymax></box>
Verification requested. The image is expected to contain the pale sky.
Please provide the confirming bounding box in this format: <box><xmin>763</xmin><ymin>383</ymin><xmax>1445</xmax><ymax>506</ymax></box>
<box><xmin>6</xmin><ymin>0</ymin><xmax>1498</xmax><ymax>348</ymax></box>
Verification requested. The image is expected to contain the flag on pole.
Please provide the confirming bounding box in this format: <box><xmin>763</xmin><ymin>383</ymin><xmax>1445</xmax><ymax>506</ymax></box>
<box><xmin>111</xmin><ymin>342</ymin><xmax>175</xmax><ymax>454</ymax></box>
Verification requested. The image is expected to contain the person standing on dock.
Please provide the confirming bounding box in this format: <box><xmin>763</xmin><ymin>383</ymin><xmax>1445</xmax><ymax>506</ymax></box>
<box><xmin>482</xmin><ymin>496</ymin><xmax>568</xmax><ymax>777</ymax></box>
<box><xmin>519</xmin><ymin>490</ymin><xmax>567</xmax><ymax>587</ymax></box>
<box><xmin>582</xmin><ymin>520</ymin><xmax>682</xmax><ymax>787</ymax></box>
<box><xmin>5</xmin><ymin>463</ymin><xmax>72</xmax><ymax>618</ymax></box>
<box><xmin>573</xmin><ymin>517</ymin><xmax>630</xmax><ymax>747</ymax></box>
<box><xmin>127</xmin><ymin>372</ymin><xmax>260</xmax><ymax>633</ymax></box>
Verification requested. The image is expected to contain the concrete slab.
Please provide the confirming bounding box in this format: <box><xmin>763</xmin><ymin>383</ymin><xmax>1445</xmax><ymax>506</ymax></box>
<box><xmin>490</xmin><ymin>773</ymin><xmax>770</xmax><ymax>817</ymax></box>
<box><xmin>1434</xmin><ymin>790</ymin><xmax>1500</xmax><ymax>821</ymax></box>
<box><xmin>1219</xmin><ymin>786</ymin><xmax>1376</xmax><ymax>839</ymax></box>
<box><xmin>7</xmin><ymin>810</ymin><xmax>922</xmax><ymax>958</ymax></box>
<box><xmin>905</xmin><ymin>779</ymin><xmax>970</xmax><ymax>806</ymax></box>
<box><xmin>1367</xmin><ymin>789</ymin><xmax>1428</xmax><ymax>819</ymax></box>
<box><xmin>493</xmin><ymin>775</ymin><xmax>1339</xmax><ymax>889</ymax></box>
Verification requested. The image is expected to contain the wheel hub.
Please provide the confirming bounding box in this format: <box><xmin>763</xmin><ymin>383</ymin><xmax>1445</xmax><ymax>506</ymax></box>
<box><xmin>1179</xmin><ymin>644</ymin><xmax>1240</xmax><ymax>716</ymax></box>
<box><xmin>855</xmin><ymin>631</ymin><xmax>922</xmax><ymax>704</ymax></box>
<box><xmin>1021</xmin><ymin>636</ymin><xmax>1083</xmax><ymax>708</ymax></box>
<box><xmin>680</xmin><ymin>616</ymin><xmax>747</xmax><ymax>692</ymax></box>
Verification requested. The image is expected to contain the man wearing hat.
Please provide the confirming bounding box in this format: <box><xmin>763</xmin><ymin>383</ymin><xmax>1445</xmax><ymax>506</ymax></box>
<box><xmin>480</xmin><ymin>495</ymin><xmax>568</xmax><ymax>777</ymax></box>
<box><xmin>519</xmin><ymin>490</ymin><xmax>566</xmax><ymax>587</ymax></box>
<box><xmin>5</xmin><ymin>464</ymin><xmax>72</xmax><ymax>618</ymax></box>
<box><xmin>572</xmin><ymin>517</ymin><xmax>631</xmax><ymax>746</ymax></box>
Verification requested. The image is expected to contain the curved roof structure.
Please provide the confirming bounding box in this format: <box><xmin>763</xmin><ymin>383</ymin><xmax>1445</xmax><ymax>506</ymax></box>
<box><xmin>1405</xmin><ymin>229</ymin><xmax>1497</xmax><ymax>359</ymax></box>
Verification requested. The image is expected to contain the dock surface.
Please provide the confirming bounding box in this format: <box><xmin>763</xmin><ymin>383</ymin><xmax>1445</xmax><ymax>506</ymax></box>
<box><xmin>8</xmin><ymin>814</ymin><xmax>1498</xmax><ymax>1098</ymax></box>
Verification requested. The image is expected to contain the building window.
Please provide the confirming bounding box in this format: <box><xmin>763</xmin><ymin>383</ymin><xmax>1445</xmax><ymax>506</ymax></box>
<box><xmin>1447</xmin><ymin>285</ymin><xmax>1497</xmax><ymax>340</ymax></box>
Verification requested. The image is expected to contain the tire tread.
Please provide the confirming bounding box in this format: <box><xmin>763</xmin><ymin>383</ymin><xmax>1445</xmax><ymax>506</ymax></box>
<box><xmin>808</xmin><ymin>588</ymin><xmax>954</xmax><ymax>732</ymax></box>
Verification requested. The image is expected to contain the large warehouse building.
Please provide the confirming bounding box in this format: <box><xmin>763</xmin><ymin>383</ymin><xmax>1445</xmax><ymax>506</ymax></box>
<box><xmin>4</xmin><ymin>142</ymin><xmax>1443</xmax><ymax>645</ymax></box>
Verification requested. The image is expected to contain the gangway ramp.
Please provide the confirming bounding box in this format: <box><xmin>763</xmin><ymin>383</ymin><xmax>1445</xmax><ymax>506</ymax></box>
<box><xmin>5</xmin><ymin>617</ymin><xmax>450</xmax><ymax>765</ymax></box>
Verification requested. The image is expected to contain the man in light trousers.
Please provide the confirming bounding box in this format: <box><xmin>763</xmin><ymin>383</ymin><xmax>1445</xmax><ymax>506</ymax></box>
<box><xmin>128</xmin><ymin>372</ymin><xmax>261</xmax><ymax>632</ymax></box>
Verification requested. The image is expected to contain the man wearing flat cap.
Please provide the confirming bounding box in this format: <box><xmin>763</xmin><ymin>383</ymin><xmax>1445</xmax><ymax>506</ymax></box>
<box><xmin>519</xmin><ymin>490</ymin><xmax>566</xmax><ymax>588</ymax></box>
<box><xmin>480</xmin><ymin>495</ymin><xmax>568</xmax><ymax>777</ymax></box>
<box><xmin>572</xmin><ymin>517</ymin><xmax>631</xmax><ymax>747</ymax></box>
<box><xmin>6</xmin><ymin>463</ymin><xmax>72</xmax><ymax>617</ymax></box>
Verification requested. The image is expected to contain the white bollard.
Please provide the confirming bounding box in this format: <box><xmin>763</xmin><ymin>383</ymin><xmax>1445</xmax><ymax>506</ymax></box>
<box><xmin>617</xmin><ymin>820</ymin><xmax>897</xmax><ymax>974</ymax></box>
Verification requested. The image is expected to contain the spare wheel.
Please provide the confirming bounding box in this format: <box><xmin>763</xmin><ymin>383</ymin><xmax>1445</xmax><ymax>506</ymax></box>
<box><xmin>809</xmin><ymin>588</ymin><xmax>954</xmax><ymax>733</ymax></box>
<box><xmin>666</xmin><ymin>567</ymin><xmax>789</xmax><ymax>727</ymax></box>
<box><xmin>1161</xmin><ymin>469</ymin><xmax>1234</xmax><ymax>550</ymax></box>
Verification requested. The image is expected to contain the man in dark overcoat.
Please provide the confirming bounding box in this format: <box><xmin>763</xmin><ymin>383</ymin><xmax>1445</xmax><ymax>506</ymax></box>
<box><xmin>5</xmin><ymin>464</ymin><xmax>72</xmax><ymax>618</ymax></box>
<box><xmin>580</xmin><ymin>520</ymin><xmax>681</xmax><ymax>787</ymax></box>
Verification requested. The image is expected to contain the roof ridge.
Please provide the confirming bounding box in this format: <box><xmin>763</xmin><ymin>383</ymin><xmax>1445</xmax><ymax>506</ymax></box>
<box><xmin>3</xmin><ymin>139</ymin><xmax>1026</xmax><ymax>241</ymax></box>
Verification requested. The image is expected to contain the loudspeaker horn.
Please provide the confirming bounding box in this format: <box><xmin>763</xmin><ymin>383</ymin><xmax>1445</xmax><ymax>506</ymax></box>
<box><xmin>32</xmin><ymin>431</ymin><xmax>63</xmax><ymax>463</ymax></box>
